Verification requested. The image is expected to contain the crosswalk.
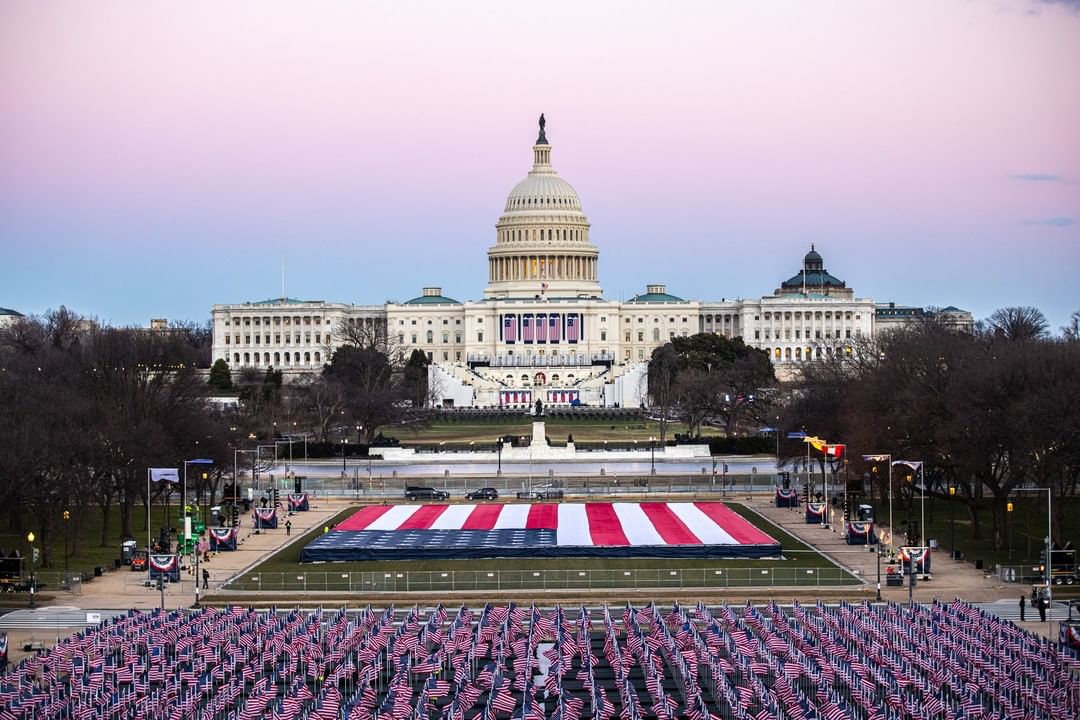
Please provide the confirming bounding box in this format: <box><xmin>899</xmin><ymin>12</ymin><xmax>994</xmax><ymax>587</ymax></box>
<box><xmin>971</xmin><ymin>600</ymin><xmax>1072</xmax><ymax>623</ymax></box>
<box><xmin>0</xmin><ymin>607</ymin><xmax>124</xmax><ymax>630</ymax></box>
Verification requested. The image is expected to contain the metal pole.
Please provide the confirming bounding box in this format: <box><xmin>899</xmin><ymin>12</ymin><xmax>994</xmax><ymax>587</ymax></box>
<box><xmin>194</xmin><ymin>537</ymin><xmax>200</xmax><ymax>607</ymax></box>
<box><xmin>1047</xmin><ymin>487</ymin><xmax>1052</xmax><ymax>628</ymax></box>
<box><xmin>920</xmin><ymin>463</ymin><xmax>926</xmax><ymax>549</ymax></box>
<box><xmin>876</xmin><ymin>545</ymin><xmax>881</xmax><ymax>602</ymax></box>
<box><xmin>147</xmin><ymin>468</ymin><xmax>152</xmax><ymax>584</ymax></box>
<box><xmin>888</xmin><ymin>456</ymin><xmax>893</xmax><ymax>552</ymax></box>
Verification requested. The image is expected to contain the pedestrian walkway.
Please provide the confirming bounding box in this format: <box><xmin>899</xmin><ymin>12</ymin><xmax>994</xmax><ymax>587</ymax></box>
<box><xmin>971</xmin><ymin>599</ymin><xmax>1071</xmax><ymax>623</ymax></box>
<box><xmin>43</xmin><ymin>499</ymin><xmax>351</xmax><ymax>612</ymax></box>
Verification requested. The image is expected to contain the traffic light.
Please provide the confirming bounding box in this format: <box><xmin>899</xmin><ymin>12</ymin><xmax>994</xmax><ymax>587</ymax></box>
<box><xmin>271</xmin><ymin>488</ymin><xmax>279</xmax><ymax>507</ymax></box>
<box><xmin>32</xmin><ymin>547</ymin><xmax>40</xmax><ymax>563</ymax></box>
<box><xmin>803</xmin><ymin>479</ymin><xmax>810</xmax><ymax>500</ymax></box>
<box><xmin>843</xmin><ymin>500</ymin><xmax>851</xmax><ymax>521</ymax></box>
<box><xmin>231</xmin><ymin>505</ymin><xmax>240</xmax><ymax>528</ymax></box>
<box><xmin>781</xmin><ymin>472</ymin><xmax>791</xmax><ymax>490</ymax></box>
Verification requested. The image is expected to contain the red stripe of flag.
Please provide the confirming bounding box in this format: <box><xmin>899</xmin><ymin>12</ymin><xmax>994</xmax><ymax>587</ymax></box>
<box><xmin>693</xmin><ymin>502</ymin><xmax>776</xmax><ymax>544</ymax></box>
<box><xmin>397</xmin><ymin>505</ymin><xmax>449</xmax><ymax>530</ymax></box>
<box><xmin>526</xmin><ymin>504</ymin><xmax>559</xmax><ymax>529</ymax></box>
<box><xmin>586</xmin><ymin>503</ymin><xmax>630</xmax><ymax>545</ymax></box>
<box><xmin>335</xmin><ymin>505</ymin><xmax>395</xmax><ymax>531</ymax></box>
<box><xmin>639</xmin><ymin>503</ymin><xmax>702</xmax><ymax>545</ymax></box>
<box><xmin>461</xmin><ymin>504</ymin><xmax>503</xmax><ymax>530</ymax></box>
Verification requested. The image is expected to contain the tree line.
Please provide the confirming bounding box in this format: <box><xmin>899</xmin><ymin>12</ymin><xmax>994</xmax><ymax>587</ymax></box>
<box><xmin>779</xmin><ymin>307</ymin><xmax>1080</xmax><ymax>551</ymax></box>
<box><xmin>0</xmin><ymin>310</ymin><xmax>429</xmax><ymax>568</ymax></box>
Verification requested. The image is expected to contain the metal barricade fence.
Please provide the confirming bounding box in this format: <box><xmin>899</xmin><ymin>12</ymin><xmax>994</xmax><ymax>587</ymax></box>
<box><xmin>224</xmin><ymin>566</ymin><xmax>856</xmax><ymax>593</ymax></box>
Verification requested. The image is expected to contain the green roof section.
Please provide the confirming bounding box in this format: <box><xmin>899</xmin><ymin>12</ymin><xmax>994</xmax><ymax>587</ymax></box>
<box><xmin>0</xmin><ymin>307</ymin><xmax>24</xmax><ymax>316</ymax></box>
<box><xmin>625</xmin><ymin>284</ymin><xmax>685</xmax><ymax>304</ymax></box>
<box><xmin>404</xmin><ymin>294</ymin><xmax>461</xmax><ymax>305</ymax></box>
<box><xmin>781</xmin><ymin>270</ymin><xmax>846</xmax><ymax>288</ymax></box>
<box><xmin>625</xmin><ymin>292</ymin><xmax>686</xmax><ymax>303</ymax></box>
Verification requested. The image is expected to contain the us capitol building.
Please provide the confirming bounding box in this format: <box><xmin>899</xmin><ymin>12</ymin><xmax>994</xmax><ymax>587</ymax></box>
<box><xmin>211</xmin><ymin>118</ymin><xmax>971</xmax><ymax>408</ymax></box>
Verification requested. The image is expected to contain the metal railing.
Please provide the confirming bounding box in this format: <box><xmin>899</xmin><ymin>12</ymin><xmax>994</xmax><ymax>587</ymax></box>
<box><xmin>224</xmin><ymin>566</ymin><xmax>857</xmax><ymax>593</ymax></box>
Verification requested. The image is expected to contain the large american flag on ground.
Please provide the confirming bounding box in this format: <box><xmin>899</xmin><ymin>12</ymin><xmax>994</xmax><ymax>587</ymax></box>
<box><xmin>300</xmin><ymin>502</ymin><xmax>779</xmax><ymax>562</ymax></box>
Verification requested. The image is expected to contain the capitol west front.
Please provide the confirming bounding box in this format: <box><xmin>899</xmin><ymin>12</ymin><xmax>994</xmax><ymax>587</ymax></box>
<box><xmin>211</xmin><ymin>120</ymin><xmax>970</xmax><ymax>408</ymax></box>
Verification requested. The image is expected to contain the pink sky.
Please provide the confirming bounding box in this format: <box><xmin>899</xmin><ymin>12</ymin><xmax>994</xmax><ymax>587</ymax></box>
<box><xmin>1</xmin><ymin>1</ymin><xmax>1078</xmax><ymax>328</ymax></box>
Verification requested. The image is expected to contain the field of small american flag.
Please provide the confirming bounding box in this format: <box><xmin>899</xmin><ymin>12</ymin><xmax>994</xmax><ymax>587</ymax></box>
<box><xmin>2</xmin><ymin>599</ymin><xmax>1077</xmax><ymax>720</ymax></box>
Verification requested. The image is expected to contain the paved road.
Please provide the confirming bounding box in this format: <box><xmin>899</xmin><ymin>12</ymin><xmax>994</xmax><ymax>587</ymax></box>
<box><xmin>0</xmin><ymin>606</ymin><xmax>126</xmax><ymax>631</ymax></box>
<box><xmin>971</xmin><ymin>599</ymin><xmax>1074</xmax><ymax>623</ymax></box>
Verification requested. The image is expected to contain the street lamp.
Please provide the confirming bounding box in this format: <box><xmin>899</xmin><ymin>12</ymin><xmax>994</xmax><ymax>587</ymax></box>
<box><xmin>341</xmin><ymin>437</ymin><xmax>347</xmax><ymax>473</ymax></box>
<box><xmin>63</xmin><ymin>510</ymin><xmax>70</xmax><ymax>585</ymax></box>
<box><xmin>26</xmin><ymin>531</ymin><xmax>36</xmax><ymax>608</ymax></box>
<box><xmin>649</xmin><ymin>436</ymin><xmax>656</xmax><ymax>476</ymax></box>
<box><xmin>1006</xmin><ymin>501</ymin><xmax>1014</xmax><ymax>561</ymax></box>
<box><xmin>949</xmin><ymin>485</ymin><xmax>957</xmax><ymax>558</ymax></box>
<box><xmin>496</xmin><ymin>437</ymin><xmax>503</xmax><ymax>476</ymax></box>
<box><xmin>183</xmin><ymin>458</ymin><xmax>214</xmax><ymax>608</ymax></box>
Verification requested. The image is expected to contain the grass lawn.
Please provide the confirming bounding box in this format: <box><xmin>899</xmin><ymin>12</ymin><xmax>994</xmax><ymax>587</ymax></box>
<box><xmin>229</xmin><ymin>501</ymin><xmax>858</xmax><ymax>591</ymax></box>
<box><xmin>396</xmin><ymin>418</ymin><xmax>714</xmax><ymax>444</ymax></box>
<box><xmin>0</xmin><ymin>501</ymin><xmax>223</xmax><ymax>583</ymax></box>
<box><xmin>860</xmin><ymin>495</ymin><xmax>1079</xmax><ymax>582</ymax></box>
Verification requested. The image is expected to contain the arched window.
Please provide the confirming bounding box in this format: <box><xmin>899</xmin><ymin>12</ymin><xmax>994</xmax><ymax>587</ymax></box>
<box><xmin>304</xmin><ymin>352</ymin><xmax>311</xmax><ymax>364</ymax></box>
<box><xmin>551</xmin><ymin>374</ymin><xmax>560</xmax><ymax>384</ymax></box>
<box><xmin>774</xmin><ymin>348</ymin><xmax>781</xmax><ymax>360</ymax></box>
<box><xmin>314</xmin><ymin>352</ymin><xmax>321</xmax><ymax>363</ymax></box>
<box><xmin>264</xmin><ymin>353</ymin><xmax>270</xmax><ymax>364</ymax></box>
<box><xmin>534</xmin><ymin>372</ymin><xmax>546</xmax><ymax>386</ymax></box>
<box><xmin>795</xmin><ymin>347</ymin><xmax>802</xmax><ymax>360</ymax></box>
<box><xmin>233</xmin><ymin>353</ymin><xmax>240</xmax><ymax>364</ymax></box>
<box><xmin>652</xmin><ymin>328</ymin><xmax>660</xmax><ymax>342</ymax></box>
<box><xmin>294</xmin><ymin>352</ymin><xmax>301</xmax><ymax>364</ymax></box>
<box><xmin>426</xmin><ymin>330</ymin><xmax>433</xmax><ymax>343</ymax></box>
<box><xmin>784</xmin><ymin>348</ymin><xmax>792</xmax><ymax>360</ymax></box>
<box><xmin>521</xmin><ymin>373</ymin><xmax>530</xmax><ymax>385</ymax></box>
<box><xmin>274</xmin><ymin>352</ymin><xmax>280</xmax><ymax>364</ymax></box>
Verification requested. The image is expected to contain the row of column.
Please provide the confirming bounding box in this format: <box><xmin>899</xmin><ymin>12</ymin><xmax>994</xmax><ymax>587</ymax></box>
<box><xmin>489</xmin><ymin>254</ymin><xmax>597</xmax><ymax>282</ymax></box>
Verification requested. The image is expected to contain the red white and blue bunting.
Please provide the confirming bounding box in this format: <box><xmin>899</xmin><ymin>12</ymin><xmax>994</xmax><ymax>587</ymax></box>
<box><xmin>148</xmin><ymin>554</ymin><xmax>180</xmax><ymax>582</ymax></box>
<box><xmin>287</xmin><ymin>493</ymin><xmax>309</xmax><ymax>512</ymax></box>
<box><xmin>899</xmin><ymin>545</ymin><xmax>932</xmax><ymax>574</ymax></box>
<box><xmin>845</xmin><ymin>521</ymin><xmax>875</xmax><ymax>545</ymax></box>
<box><xmin>208</xmin><ymin>527</ymin><xmax>238</xmax><ymax>551</ymax></box>
<box><xmin>805</xmin><ymin>502</ymin><xmax>826</xmax><ymax>522</ymax></box>
<box><xmin>253</xmin><ymin>508</ymin><xmax>278</xmax><ymax>529</ymax></box>
<box><xmin>775</xmin><ymin>487</ymin><xmax>799</xmax><ymax>507</ymax></box>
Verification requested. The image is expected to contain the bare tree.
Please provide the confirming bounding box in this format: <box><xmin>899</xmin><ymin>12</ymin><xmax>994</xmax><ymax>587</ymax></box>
<box><xmin>986</xmin><ymin>306</ymin><xmax>1049</xmax><ymax>342</ymax></box>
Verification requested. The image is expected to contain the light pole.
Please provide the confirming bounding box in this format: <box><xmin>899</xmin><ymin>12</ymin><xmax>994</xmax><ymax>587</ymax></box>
<box><xmin>496</xmin><ymin>437</ymin><xmax>502</xmax><ymax>476</ymax></box>
<box><xmin>341</xmin><ymin>438</ymin><xmax>347</xmax><ymax>474</ymax></box>
<box><xmin>63</xmin><ymin>510</ymin><xmax>70</xmax><ymax>585</ymax></box>
<box><xmin>949</xmin><ymin>485</ymin><xmax>957</xmax><ymax>558</ymax></box>
<box><xmin>183</xmin><ymin>458</ymin><xmax>214</xmax><ymax>608</ymax></box>
<box><xmin>649</xmin><ymin>436</ymin><xmax>656</xmax><ymax>476</ymax></box>
<box><xmin>26</xmin><ymin>531</ymin><xmax>35</xmax><ymax>608</ymax></box>
<box><xmin>875</xmin><ymin>543</ymin><xmax>882</xmax><ymax>602</ymax></box>
<box><xmin>1006</xmin><ymin>501</ymin><xmax>1014</xmax><ymax>561</ymax></box>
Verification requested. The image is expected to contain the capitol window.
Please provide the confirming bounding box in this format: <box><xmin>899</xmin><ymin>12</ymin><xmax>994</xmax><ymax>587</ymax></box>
<box><xmin>426</xmin><ymin>330</ymin><xmax>433</xmax><ymax>343</ymax></box>
<box><xmin>477</xmin><ymin>332</ymin><xmax>484</xmax><ymax>342</ymax></box>
<box><xmin>411</xmin><ymin>334</ymin><xmax>417</xmax><ymax>343</ymax></box>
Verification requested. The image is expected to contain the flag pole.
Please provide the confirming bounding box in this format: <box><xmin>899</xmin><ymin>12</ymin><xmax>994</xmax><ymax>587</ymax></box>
<box><xmin>147</xmin><ymin>468</ymin><xmax>152</xmax><ymax>585</ymax></box>
<box><xmin>888</xmin><ymin>456</ymin><xmax>893</xmax><ymax>553</ymax></box>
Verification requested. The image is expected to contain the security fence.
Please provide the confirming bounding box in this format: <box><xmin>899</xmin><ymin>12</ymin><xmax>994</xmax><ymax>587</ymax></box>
<box><xmin>224</xmin><ymin>565</ymin><xmax>857</xmax><ymax>593</ymax></box>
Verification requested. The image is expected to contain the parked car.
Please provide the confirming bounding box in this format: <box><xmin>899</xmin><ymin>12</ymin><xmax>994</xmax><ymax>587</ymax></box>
<box><xmin>465</xmin><ymin>487</ymin><xmax>499</xmax><ymax>501</ymax></box>
<box><xmin>405</xmin><ymin>486</ymin><xmax>449</xmax><ymax>501</ymax></box>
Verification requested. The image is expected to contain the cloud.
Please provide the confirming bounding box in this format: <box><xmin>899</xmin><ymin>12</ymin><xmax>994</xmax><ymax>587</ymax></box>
<box><xmin>1036</xmin><ymin>0</ymin><xmax>1080</xmax><ymax>9</ymax></box>
<box><xmin>1011</xmin><ymin>173</ymin><xmax>1065</xmax><ymax>182</ymax></box>
<box><xmin>1021</xmin><ymin>216</ymin><xmax>1076</xmax><ymax>227</ymax></box>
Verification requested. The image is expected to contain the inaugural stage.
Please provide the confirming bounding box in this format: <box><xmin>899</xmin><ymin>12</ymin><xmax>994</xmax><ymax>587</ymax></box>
<box><xmin>300</xmin><ymin>501</ymin><xmax>780</xmax><ymax>562</ymax></box>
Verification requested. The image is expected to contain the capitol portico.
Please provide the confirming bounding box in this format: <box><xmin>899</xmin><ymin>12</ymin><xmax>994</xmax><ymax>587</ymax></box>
<box><xmin>210</xmin><ymin>117</ymin><xmax>970</xmax><ymax>407</ymax></box>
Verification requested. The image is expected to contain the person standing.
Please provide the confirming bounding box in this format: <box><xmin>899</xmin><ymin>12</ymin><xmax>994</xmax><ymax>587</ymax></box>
<box><xmin>1038</xmin><ymin>594</ymin><xmax>1047</xmax><ymax>623</ymax></box>
<box><xmin>202</xmin><ymin>568</ymin><xmax>209</xmax><ymax>590</ymax></box>
<box><xmin>285</xmin><ymin>520</ymin><xmax>292</xmax><ymax>536</ymax></box>
<box><xmin>1019</xmin><ymin>594</ymin><xmax>1026</xmax><ymax>621</ymax></box>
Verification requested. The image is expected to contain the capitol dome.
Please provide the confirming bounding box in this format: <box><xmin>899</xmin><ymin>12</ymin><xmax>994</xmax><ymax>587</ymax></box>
<box><xmin>484</xmin><ymin>116</ymin><xmax>601</xmax><ymax>300</ymax></box>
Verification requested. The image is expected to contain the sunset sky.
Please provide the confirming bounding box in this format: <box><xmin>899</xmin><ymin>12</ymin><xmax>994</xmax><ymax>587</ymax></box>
<box><xmin>2</xmin><ymin>1</ymin><xmax>1078</xmax><ymax>329</ymax></box>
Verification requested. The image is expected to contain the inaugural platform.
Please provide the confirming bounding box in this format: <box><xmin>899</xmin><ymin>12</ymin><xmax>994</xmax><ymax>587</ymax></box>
<box><xmin>300</xmin><ymin>501</ymin><xmax>780</xmax><ymax>562</ymax></box>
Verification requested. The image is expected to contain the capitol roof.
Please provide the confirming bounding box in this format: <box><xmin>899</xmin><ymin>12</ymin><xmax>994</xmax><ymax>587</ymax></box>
<box><xmin>0</xmin><ymin>307</ymin><xmax>23</xmax><ymax>317</ymax></box>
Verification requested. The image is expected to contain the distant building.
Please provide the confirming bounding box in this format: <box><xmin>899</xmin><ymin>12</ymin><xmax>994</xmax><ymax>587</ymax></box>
<box><xmin>0</xmin><ymin>307</ymin><xmax>24</xmax><ymax>329</ymax></box>
<box><xmin>210</xmin><ymin>118</ymin><xmax>971</xmax><ymax>403</ymax></box>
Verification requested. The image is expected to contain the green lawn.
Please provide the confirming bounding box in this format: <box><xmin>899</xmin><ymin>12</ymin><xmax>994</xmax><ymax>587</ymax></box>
<box><xmin>1</xmin><ymin>500</ymin><xmax>222</xmax><ymax>583</ymax></box>
<box><xmin>228</xmin><ymin>501</ymin><xmax>858</xmax><ymax>592</ymax></box>
<box><xmin>397</xmin><ymin>418</ymin><xmax>708</xmax><ymax>444</ymax></box>
<box><xmin>859</xmin><ymin>495</ymin><xmax>1079</xmax><ymax>580</ymax></box>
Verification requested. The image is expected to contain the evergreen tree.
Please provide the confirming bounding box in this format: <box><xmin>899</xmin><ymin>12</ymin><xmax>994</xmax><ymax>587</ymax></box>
<box><xmin>208</xmin><ymin>358</ymin><xmax>233</xmax><ymax>391</ymax></box>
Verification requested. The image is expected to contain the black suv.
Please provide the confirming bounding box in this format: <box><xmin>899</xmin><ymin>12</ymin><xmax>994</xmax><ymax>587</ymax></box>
<box><xmin>404</xmin><ymin>486</ymin><xmax>449</xmax><ymax>501</ymax></box>
<box><xmin>465</xmin><ymin>487</ymin><xmax>499</xmax><ymax>501</ymax></box>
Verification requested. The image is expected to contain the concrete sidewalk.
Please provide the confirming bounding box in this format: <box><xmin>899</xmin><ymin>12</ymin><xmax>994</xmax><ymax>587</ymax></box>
<box><xmin>42</xmin><ymin>499</ymin><xmax>353</xmax><ymax>612</ymax></box>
